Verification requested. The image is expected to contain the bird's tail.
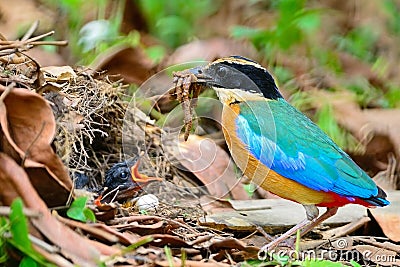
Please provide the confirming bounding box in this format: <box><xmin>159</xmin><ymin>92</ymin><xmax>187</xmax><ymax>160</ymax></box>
<box><xmin>361</xmin><ymin>186</ymin><xmax>390</xmax><ymax>207</ymax></box>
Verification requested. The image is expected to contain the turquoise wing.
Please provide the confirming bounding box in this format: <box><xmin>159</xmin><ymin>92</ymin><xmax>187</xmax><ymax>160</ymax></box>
<box><xmin>235</xmin><ymin>98</ymin><xmax>378</xmax><ymax>199</ymax></box>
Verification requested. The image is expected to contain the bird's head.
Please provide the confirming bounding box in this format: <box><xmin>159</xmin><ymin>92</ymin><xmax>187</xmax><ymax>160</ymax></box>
<box><xmin>104</xmin><ymin>158</ymin><xmax>138</xmax><ymax>191</ymax></box>
<box><xmin>101</xmin><ymin>157</ymin><xmax>162</xmax><ymax>203</ymax></box>
<box><xmin>189</xmin><ymin>56</ymin><xmax>283</xmax><ymax>104</ymax></box>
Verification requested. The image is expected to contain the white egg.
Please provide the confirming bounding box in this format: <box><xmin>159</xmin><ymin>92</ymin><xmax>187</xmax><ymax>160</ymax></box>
<box><xmin>136</xmin><ymin>194</ymin><xmax>159</xmax><ymax>211</ymax></box>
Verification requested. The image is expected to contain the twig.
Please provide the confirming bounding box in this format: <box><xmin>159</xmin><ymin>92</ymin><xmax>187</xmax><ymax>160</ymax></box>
<box><xmin>55</xmin><ymin>213</ymin><xmax>119</xmax><ymax>243</ymax></box>
<box><xmin>0</xmin><ymin>27</ymin><xmax>67</xmax><ymax>54</ymax></box>
<box><xmin>0</xmin><ymin>206</ymin><xmax>42</xmax><ymax>218</ymax></box>
<box><xmin>354</xmin><ymin>237</ymin><xmax>400</xmax><ymax>253</ymax></box>
<box><xmin>29</xmin><ymin>234</ymin><xmax>59</xmax><ymax>253</ymax></box>
<box><xmin>21</xmin><ymin>20</ymin><xmax>40</xmax><ymax>41</ymax></box>
<box><xmin>111</xmin><ymin>214</ymin><xmax>200</xmax><ymax>234</ymax></box>
<box><xmin>33</xmin><ymin>245</ymin><xmax>74</xmax><ymax>267</ymax></box>
<box><xmin>322</xmin><ymin>216</ymin><xmax>371</xmax><ymax>239</ymax></box>
<box><xmin>21</xmin><ymin>122</ymin><xmax>46</xmax><ymax>167</ymax></box>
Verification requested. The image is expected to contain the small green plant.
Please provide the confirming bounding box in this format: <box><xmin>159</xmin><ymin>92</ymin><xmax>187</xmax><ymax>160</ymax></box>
<box><xmin>45</xmin><ymin>0</ymin><xmax>154</xmax><ymax>65</ymax></box>
<box><xmin>0</xmin><ymin>198</ymin><xmax>55</xmax><ymax>266</ymax></box>
<box><xmin>139</xmin><ymin>209</ymin><xmax>148</xmax><ymax>215</ymax></box>
<box><xmin>243</xmin><ymin>183</ymin><xmax>257</xmax><ymax>198</ymax></box>
<box><xmin>384</xmin><ymin>86</ymin><xmax>400</xmax><ymax>108</ymax></box>
<box><xmin>383</xmin><ymin>0</ymin><xmax>400</xmax><ymax>35</ymax></box>
<box><xmin>345</xmin><ymin>78</ymin><xmax>383</xmax><ymax>108</ymax></box>
<box><xmin>232</xmin><ymin>0</ymin><xmax>321</xmax><ymax>61</ymax></box>
<box><xmin>102</xmin><ymin>236</ymin><xmax>153</xmax><ymax>265</ymax></box>
<box><xmin>333</xmin><ymin>26</ymin><xmax>379</xmax><ymax>63</ymax></box>
<box><xmin>164</xmin><ymin>245</ymin><xmax>174</xmax><ymax>266</ymax></box>
<box><xmin>302</xmin><ymin>259</ymin><xmax>347</xmax><ymax>267</ymax></box>
<box><xmin>137</xmin><ymin>0</ymin><xmax>218</xmax><ymax>48</ymax></box>
<box><xmin>66</xmin><ymin>196</ymin><xmax>96</xmax><ymax>222</ymax></box>
<box><xmin>272</xmin><ymin>66</ymin><xmax>295</xmax><ymax>86</ymax></box>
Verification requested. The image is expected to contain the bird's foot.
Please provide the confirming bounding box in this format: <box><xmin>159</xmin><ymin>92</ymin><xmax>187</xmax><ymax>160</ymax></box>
<box><xmin>282</xmin><ymin>237</ymin><xmax>296</xmax><ymax>249</ymax></box>
<box><xmin>258</xmin><ymin>239</ymin><xmax>283</xmax><ymax>260</ymax></box>
<box><xmin>258</xmin><ymin>236</ymin><xmax>297</xmax><ymax>260</ymax></box>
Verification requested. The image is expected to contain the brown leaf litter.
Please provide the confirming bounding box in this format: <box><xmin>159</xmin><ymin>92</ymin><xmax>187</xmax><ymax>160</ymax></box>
<box><xmin>0</xmin><ymin>84</ymin><xmax>72</xmax><ymax>207</ymax></box>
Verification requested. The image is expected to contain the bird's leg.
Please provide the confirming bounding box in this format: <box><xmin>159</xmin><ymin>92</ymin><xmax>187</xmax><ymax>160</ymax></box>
<box><xmin>283</xmin><ymin>207</ymin><xmax>339</xmax><ymax>249</ymax></box>
<box><xmin>299</xmin><ymin>207</ymin><xmax>338</xmax><ymax>237</ymax></box>
<box><xmin>258</xmin><ymin>205</ymin><xmax>319</xmax><ymax>258</ymax></box>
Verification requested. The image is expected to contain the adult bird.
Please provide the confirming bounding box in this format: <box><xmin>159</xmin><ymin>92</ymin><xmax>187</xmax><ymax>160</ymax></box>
<box><xmin>186</xmin><ymin>56</ymin><xmax>389</xmax><ymax>255</ymax></box>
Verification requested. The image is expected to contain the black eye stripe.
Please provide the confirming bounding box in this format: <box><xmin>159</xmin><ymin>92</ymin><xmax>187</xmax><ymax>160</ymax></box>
<box><xmin>204</xmin><ymin>56</ymin><xmax>284</xmax><ymax>100</ymax></box>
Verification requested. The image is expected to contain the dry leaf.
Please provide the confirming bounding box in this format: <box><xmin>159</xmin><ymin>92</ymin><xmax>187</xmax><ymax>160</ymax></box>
<box><xmin>150</xmin><ymin>234</ymin><xmax>190</xmax><ymax>248</ymax></box>
<box><xmin>171</xmin><ymin>135</ymin><xmax>249</xmax><ymax>200</ymax></box>
<box><xmin>90</xmin><ymin>44</ymin><xmax>154</xmax><ymax>84</ymax></box>
<box><xmin>0</xmin><ymin>86</ymin><xmax>72</xmax><ymax>207</ymax></box>
<box><xmin>164</xmin><ymin>37</ymin><xmax>258</xmax><ymax>66</ymax></box>
<box><xmin>41</xmin><ymin>66</ymin><xmax>77</xmax><ymax>82</ymax></box>
<box><xmin>370</xmin><ymin>191</ymin><xmax>400</xmax><ymax>242</ymax></box>
<box><xmin>0</xmin><ymin>153</ymin><xmax>105</xmax><ymax>266</ymax></box>
<box><xmin>0</xmin><ymin>0</ymin><xmax>55</xmax><ymax>39</ymax></box>
<box><xmin>155</xmin><ymin>259</ymin><xmax>230</xmax><ymax>267</ymax></box>
<box><xmin>314</xmin><ymin>90</ymin><xmax>400</xmax><ymax>175</ymax></box>
<box><xmin>25</xmin><ymin>47</ymin><xmax>66</xmax><ymax>67</ymax></box>
<box><xmin>355</xmin><ymin>244</ymin><xmax>400</xmax><ymax>266</ymax></box>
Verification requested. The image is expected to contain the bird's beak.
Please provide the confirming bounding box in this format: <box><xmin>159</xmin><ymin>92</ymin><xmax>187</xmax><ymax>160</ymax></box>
<box><xmin>130</xmin><ymin>159</ymin><xmax>163</xmax><ymax>184</ymax></box>
<box><xmin>189</xmin><ymin>66</ymin><xmax>213</xmax><ymax>84</ymax></box>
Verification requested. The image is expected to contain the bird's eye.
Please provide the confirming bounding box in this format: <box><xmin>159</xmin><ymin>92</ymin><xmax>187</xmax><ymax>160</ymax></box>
<box><xmin>120</xmin><ymin>171</ymin><xmax>128</xmax><ymax>180</ymax></box>
<box><xmin>216</xmin><ymin>66</ymin><xmax>228</xmax><ymax>78</ymax></box>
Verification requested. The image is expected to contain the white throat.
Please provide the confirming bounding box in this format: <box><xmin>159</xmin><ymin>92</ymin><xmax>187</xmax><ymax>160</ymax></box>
<box><xmin>213</xmin><ymin>87</ymin><xmax>264</xmax><ymax>103</ymax></box>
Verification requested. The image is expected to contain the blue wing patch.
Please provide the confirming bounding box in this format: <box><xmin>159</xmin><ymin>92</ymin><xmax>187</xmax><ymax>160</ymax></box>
<box><xmin>235</xmin><ymin>99</ymin><xmax>378</xmax><ymax>199</ymax></box>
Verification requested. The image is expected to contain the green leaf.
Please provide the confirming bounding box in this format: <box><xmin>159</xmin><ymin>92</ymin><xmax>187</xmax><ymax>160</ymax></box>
<box><xmin>83</xmin><ymin>208</ymin><xmax>96</xmax><ymax>223</ymax></box>
<box><xmin>278</xmin><ymin>0</ymin><xmax>305</xmax><ymax>20</ymax></box>
<box><xmin>243</xmin><ymin>184</ymin><xmax>256</xmax><ymax>198</ymax></box>
<box><xmin>78</xmin><ymin>20</ymin><xmax>119</xmax><ymax>52</ymax></box>
<box><xmin>7</xmin><ymin>199</ymin><xmax>54</xmax><ymax>266</ymax></box>
<box><xmin>0</xmin><ymin>217</ymin><xmax>7</xmax><ymax>263</ymax></box>
<box><xmin>384</xmin><ymin>86</ymin><xmax>400</xmax><ymax>108</ymax></box>
<box><xmin>334</xmin><ymin>26</ymin><xmax>379</xmax><ymax>63</ymax></box>
<box><xmin>145</xmin><ymin>45</ymin><xmax>166</xmax><ymax>64</ymax></box>
<box><xmin>10</xmin><ymin>198</ymin><xmax>31</xmax><ymax>251</ymax></box>
<box><xmin>296</xmin><ymin>11</ymin><xmax>321</xmax><ymax>33</ymax></box>
<box><xmin>303</xmin><ymin>259</ymin><xmax>345</xmax><ymax>267</ymax></box>
<box><xmin>272</xmin><ymin>66</ymin><xmax>294</xmax><ymax>85</ymax></box>
<box><xmin>67</xmin><ymin>197</ymin><xmax>96</xmax><ymax>222</ymax></box>
<box><xmin>164</xmin><ymin>245</ymin><xmax>174</xmax><ymax>267</ymax></box>
<box><xmin>156</xmin><ymin>15</ymin><xmax>192</xmax><ymax>47</ymax></box>
<box><xmin>231</xmin><ymin>26</ymin><xmax>263</xmax><ymax>39</ymax></box>
<box><xmin>350</xmin><ymin>260</ymin><xmax>362</xmax><ymax>267</ymax></box>
<box><xmin>19</xmin><ymin>256</ymin><xmax>38</xmax><ymax>267</ymax></box>
<box><xmin>121</xmin><ymin>236</ymin><xmax>153</xmax><ymax>254</ymax></box>
<box><xmin>271</xmin><ymin>252</ymin><xmax>290</xmax><ymax>265</ymax></box>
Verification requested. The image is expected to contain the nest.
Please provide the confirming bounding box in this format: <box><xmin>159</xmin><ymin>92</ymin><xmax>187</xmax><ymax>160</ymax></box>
<box><xmin>49</xmin><ymin>71</ymin><xmax>127</xmax><ymax>186</ymax></box>
<box><xmin>0</xmin><ymin>24</ymin><xmax>130</xmax><ymax>187</ymax></box>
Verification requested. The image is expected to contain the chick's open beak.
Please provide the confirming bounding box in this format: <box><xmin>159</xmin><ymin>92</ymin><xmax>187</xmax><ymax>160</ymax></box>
<box><xmin>130</xmin><ymin>159</ymin><xmax>163</xmax><ymax>184</ymax></box>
